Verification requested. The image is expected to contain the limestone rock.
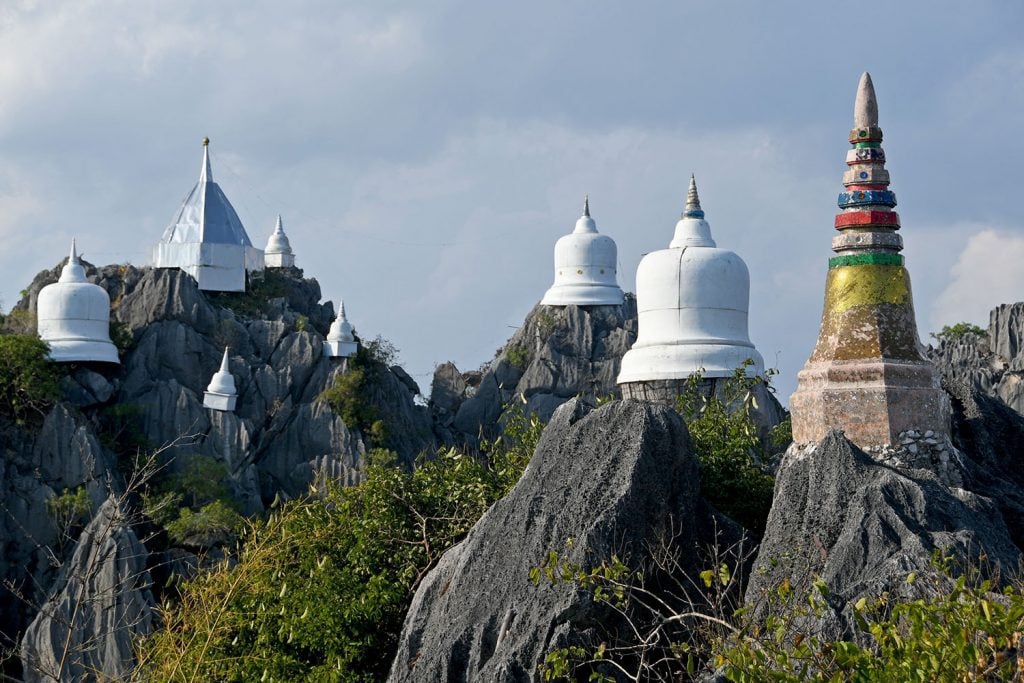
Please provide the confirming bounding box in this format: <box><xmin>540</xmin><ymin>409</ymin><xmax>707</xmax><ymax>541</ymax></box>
<box><xmin>448</xmin><ymin>297</ymin><xmax>638</xmax><ymax>444</ymax></box>
<box><xmin>20</xmin><ymin>496</ymin><xmax>153</xmax><ymax>683</ymax></box>
<box><xmin>388</xmin><ymin>399</ymin><xmax>713</xmax><ymax>682</ymax></box>
<box><xmin>745</xmin><ymin>431</ymin><xmax>1020</xmax><ymax>637</ymax></box>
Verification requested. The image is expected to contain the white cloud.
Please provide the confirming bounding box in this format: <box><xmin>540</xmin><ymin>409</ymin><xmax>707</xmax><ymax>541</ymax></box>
<box><xmin>932</xmin><ymin>229</ymin><xmax>1024</xmax><ymax>332</ymax></box>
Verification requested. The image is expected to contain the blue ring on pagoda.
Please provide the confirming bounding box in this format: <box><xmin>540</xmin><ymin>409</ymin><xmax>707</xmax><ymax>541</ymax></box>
<box><xmin>838</xmin><ymin>190</ymin><xmax>897</xmax><ymax>209</ymax></box>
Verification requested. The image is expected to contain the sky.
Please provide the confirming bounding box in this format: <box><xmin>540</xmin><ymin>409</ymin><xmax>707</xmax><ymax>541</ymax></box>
<box><xmin>1</xmin><ymin>1</ymin><xmax>1023</xmax><ymax>403</ymax></box>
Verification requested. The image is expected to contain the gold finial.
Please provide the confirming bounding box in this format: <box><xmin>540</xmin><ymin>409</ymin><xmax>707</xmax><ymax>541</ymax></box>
<box><xmin>202</xmin><ymin>137</ymin><xmax>210</xmax><ymax>147</ymax></box>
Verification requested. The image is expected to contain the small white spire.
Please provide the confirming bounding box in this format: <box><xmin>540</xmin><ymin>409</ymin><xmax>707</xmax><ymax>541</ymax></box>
<box><xmin>219</xmin><ymin>346</ymin><xmax>231</xmax><ymax>373</ymax></box>
<box><xmin>853</xmin><ymin>72</ymin><xmax>879</xmax><ymax>128</ymax></box>
<box><xmin>199</xmin><ymin>136</ymin><xmax>212</xmax><ymax>183</ymax></box>
<box><xmin>69</xmin><ymin>238</ymin><xmax>79</xmax><ymax>265</ymax></box>
<box><xmin>339</xmin><ymin>300</ymin><xmax>347</xmax><ymax>319</ymax></box>
<box><xmin>274</xmin><ymin>214</ymin><xmax>284</xmax><ymax>234</ymax></box>
<box><xmin>59</xmin><ymin>238</ymin><xmax>87</xmax><ymax>283</ymax></box>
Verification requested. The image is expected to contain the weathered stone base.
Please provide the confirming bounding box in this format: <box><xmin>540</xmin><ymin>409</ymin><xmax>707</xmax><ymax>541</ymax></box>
<box><xmin>790</xmin><ymin>358</ymin><xmax>950</xmax><ymax>446</ymax></box>
<box><xmin>619</xmin><ymin>377</ymin><xmax>782</xmax><ymax>433</ymax></box>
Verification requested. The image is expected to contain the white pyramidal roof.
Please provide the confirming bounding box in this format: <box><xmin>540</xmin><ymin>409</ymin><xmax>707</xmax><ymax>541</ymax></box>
<box><xmin>161</xmin><ymin>138</ymin><xmax>252</xmax><ymax>247</ymax></box>
<box><xmin>153</xmin><ymin>138</ymin><xmax>264</xmax><ymax>292</ymax></box>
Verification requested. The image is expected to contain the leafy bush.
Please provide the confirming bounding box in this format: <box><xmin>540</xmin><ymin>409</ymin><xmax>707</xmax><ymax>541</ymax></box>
<box><xmin>0</xmin><ymin>334</ymin><xmax>62</xmax><ymax>424</ymax></box>
<box><xmin>931</xmin><ymin>321</ymin><xmax>987</xmax><ymax>342</ymax></box>
<box><xmin>506</xmin><ymin>344</ymin><xmax>529</xmax><ymax>370</ymax></box>
<box><xmin>320</xmin><ymin>364</ymin><xmax>377</xmax><ymax>432</ymax></box>
<box><xmin>137</xmin><ymin>437</ymin><xmax>537</xmax><ymax>681</ymax></box>
<box><xmin>165</xmin><ymin>500</ymin><xmax>246</xmax><ymax>547</ymax></box>
<box><xmin>677</xmin><ymin>365</ymin><xmax>778</xmax><ymax>534</ymax></box>
<box><xmin>46</xmin><ymin>486</ymin><xmax>94</xmax><ymax>529</ymax></box>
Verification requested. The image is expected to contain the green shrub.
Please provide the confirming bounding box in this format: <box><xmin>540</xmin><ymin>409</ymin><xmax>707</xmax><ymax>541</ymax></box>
<box><xmin>109</xmin><ymin>320</ymin><xmax>135</xmax><ymax>354</ymax></box>
<box><xmin>506</xmin><ymin>344</ymin><xmax>529</xmax><ymax>370</ymax></box>
<box><xmin>320</xmin><ymin>364</ymin><xmax>378</xmax><ymax>432</ymax></box>
<box><xmin>165</xmin><ymin>500</ymin><xmax>246</xmax><ymax>546</ymax></box>
<box><xmin>137</xmin><ymin>440</ymin><xmax>536</xmax><ymax>681</ymax></box>
<box><xmin>677</xmin><ymin>366</ymin><xmax>777</xmax><ymax>534</ymax></box>
<box><xmin>931</xmin><ymin>321</ymin><xmax>987</xmax><ymax>342</ymax></box>
<box><xmin>0</xmin><ymin>334</ymin><xmax>62</xmax><ymax>424</ymax></box>
<box><xmin>46</xmin><ymin>486</ymin><xmax>94</xmax><ymax>528</ymax></box>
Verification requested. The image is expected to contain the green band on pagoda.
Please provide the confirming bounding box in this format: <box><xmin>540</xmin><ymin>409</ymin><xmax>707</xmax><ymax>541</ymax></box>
<box><xmin>854</xmin><ymin>141</ymin><xmax>881</xmax><ymax>148</ymax></box>
<box><xmin>828</xmin><ymin>253</ymin><xmax>904</xmax><ymax>269</ymax></box>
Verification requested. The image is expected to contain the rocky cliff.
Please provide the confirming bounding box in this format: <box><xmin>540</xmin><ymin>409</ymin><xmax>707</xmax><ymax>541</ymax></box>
<box><xmin>431</xmin><ymin>297</ymin><xmax>638</xmax><ymax>446</ymax></box>
<box><xmin>2</xmin><ymin>261</ymin><xmax>434</xmax><ymax>680</ymax></box>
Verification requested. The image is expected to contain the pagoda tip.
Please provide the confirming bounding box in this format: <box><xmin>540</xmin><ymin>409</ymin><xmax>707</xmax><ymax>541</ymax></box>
<box><xmin>69</xmin><ymin>238</ymin><xmax>78</xmax><ymax>264</ymax></box>
<box><xmin>202</xmin><ymin>136</ymin><xmax>210</xmax><ymax>147</ymax></box>
<box><xmin>583</xmin><ymin>194</ymin><xmax>590</xmax><ymax>217</ymax></box>
<box><xmin>275</xmin><ymin>214</ymin><xmax>283</xmax><ymax>232</ymax></box>
<box><xmin>853</xmin><ymin>72</ymin><xmax>879</xmax><ymax>128</ymax></box>
<box><xmin>220</xmin><ymin>347</ymin><xmax>231</xmax><ymax>371</ymax></box>
<box><xmin>683</xmin><ymin>174</ymin><xmax>704</xmax><ymax>218</ymax></box>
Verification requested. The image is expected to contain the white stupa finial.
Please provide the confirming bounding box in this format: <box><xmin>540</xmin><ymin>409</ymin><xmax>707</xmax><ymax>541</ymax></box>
<box><xmin>200</xmin><ymin>136</ymin><xmax>212</xmax><ymax>183</ymax></box>
<box><xmin>274</xmin><ymin>214</ymin><xmax>284</xmax><ymax>234</ymax></box>
<box><xmin>59</xmin><ymin>238</ymin><xmax>87</xmax><ymax>283</ymax></box>
<box><xmin>853</xmin><ymin>72</ymin><xmax>878</xmax><ymax>129</ymax></box>
<box><xmin>583</xmin><ymin>194</ymin><xmax>590</xmax><ymax>217</ymax></box>
<box><xmin>682</xmin><ymin>174</ymin><xmax>704</xmax><ymax>219</ymax></box>
<box><xmin>219</xmin><ymin>346</ymin><xmax>230</xmax><ymax>373</ymax></box>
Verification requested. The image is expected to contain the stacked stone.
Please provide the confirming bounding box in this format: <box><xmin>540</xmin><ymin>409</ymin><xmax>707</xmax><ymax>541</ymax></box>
<box><xmin>790</xmin><ymin>72</ymin><xmax>949</xmax><ymax>446</ymax></box>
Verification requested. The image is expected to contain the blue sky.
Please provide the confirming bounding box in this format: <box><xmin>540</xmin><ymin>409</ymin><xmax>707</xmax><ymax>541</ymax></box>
<box><xmin>1</xmin><ymin>1</ymin><xmax>1022</xmax><ymax>402</ymax></box>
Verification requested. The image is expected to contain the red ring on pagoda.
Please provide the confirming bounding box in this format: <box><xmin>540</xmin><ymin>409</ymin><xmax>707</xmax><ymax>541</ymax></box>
<box><xmin>845</xmin><ymin>184</ymin><xmax>888</xmax><ymax>191</ymax></box>
<box><xmin>834</xmin><ymin>211</ymin><xmax>901</xmax><ymax>228</ymax></box>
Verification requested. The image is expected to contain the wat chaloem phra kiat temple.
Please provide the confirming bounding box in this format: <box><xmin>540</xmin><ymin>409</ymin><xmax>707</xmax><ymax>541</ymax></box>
<box><xmin>34</xmin><ymin>72</ymin><xmax>946</xmax><ymax>445</ymax></box>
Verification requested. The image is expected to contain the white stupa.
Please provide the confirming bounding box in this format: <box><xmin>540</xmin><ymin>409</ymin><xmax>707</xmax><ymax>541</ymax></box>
<box><xmin>264</xmin><ymin>215</ymin><xmax>295</xmax><ymax>268</ymax></box>
<box><xmin>618</xmin><ymin>176</ymin><xmax>764</xmax><ymax>391</ymax></box>
<box><xmin>203</xmin><ymin>347</ymin><xmax>238</xmax><ymax>411</ymax></box>
<box><xmin>37</xmin><ymin>240</ymin><xmax>119</xmax><ymax>364</ymax></box>
<box><xmin>540</xmin><ymin>197</ymin><xmax>624</xmax><ymax>306</ymax></box>
<box><xmin>153</xmin><ymin>138</ymin><xmax>264</xmax><ymax>292</ymax></box>
<box><xmin>324</xmin><ymin>301</ymin><xmax>358</xmax><ymax>359</ymax></box>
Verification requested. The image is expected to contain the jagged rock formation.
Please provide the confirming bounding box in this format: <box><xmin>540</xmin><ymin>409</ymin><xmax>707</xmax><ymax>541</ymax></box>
<box><xmin>928</xmin><ymin>302</ymin><xmax>1024</xmax><ymax>415</ymax></box>
<box><xmin>746</xmin><ymin>380</ymin><xmax>1024</xmax><ymax>636</ymax></box>
<box><xmin>389</xmin><ymin>399</ymin><xmax>736</xmax><ymax>682</ymax></box>
<box><xmin>433</xmin><ymin>298</ymin><xmax>638</xmax><ymax>445</ymax></box>
<box><xmin>20</xmin><ymin>496</ymin><xmax>153</xmax><ymax>683</ymax></box>
<box><xmin>3</xmin><ymin>261</ymin><xmax>434</xmax><ymax>676</ymax></box>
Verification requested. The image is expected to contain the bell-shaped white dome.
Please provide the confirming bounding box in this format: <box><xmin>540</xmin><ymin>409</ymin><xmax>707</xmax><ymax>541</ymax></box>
<box><xmin>37</xmin><ymin>240</ymin><xmax>119</xmax><ymax>364</ymax></box>
<box><xmin>325</xmin><ymin>301</ymin><xmax>358</xmax><ymax>358</ymax></box>
<box><xmin>540</xmin><ymin>197</ymin><xmax>624</xmax><ymax>307</ymax></box>
<box><xmin>618</xmin><ymin>178</ymin><xmax>764</xmax><ymax>382</ymax></box>
<box><xmin>203</xmin><ymin>347</ymin><xmax>238</xmax><ymax>411</ymax></box>
<box><xmin>264</xmin><ymin>215</ymin><xmax>295</xmax><ymax>268</ymax></box>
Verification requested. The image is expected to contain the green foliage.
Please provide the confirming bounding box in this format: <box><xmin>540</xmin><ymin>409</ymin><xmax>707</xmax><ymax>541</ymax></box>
<box><xmin>363</xmin><ymin>335</ymin><xmax>400</xmax><ymax>366</ymax></box>
<box><xmin>165</xmin><ymin>500</ymin><xmax>246</xmax><ymax>546</ymax></box>
<box><xmin>723</xmin><ymin>570</ymin><xmax>1024</xmax><ymax>682</ymax></box>
<box><xmin>932</xmin><ymin>321</ymin><xmax>987</xmax><ymax>342</ymax></box>
<box><xmin>174</xmin><ymin>454</ymin><xmax>233</xmax><ymax>509</ymax></box>
<box><xmin>98</xmin><ymin>402</ymin><xmax>150</xmax><ymax>456</ymax></box>
<box><xmin>0</xmin><ymin>334</ymin><xmax>62</xmax><ymax>424</ymax></box>
<box><xmin>506</xmin><ymin>344</ymin><xmax>529</xmax><ymax>371</ymax></box>
<box><xmin>535</xmin><ymin>310</ymin><xmax>557</xmax><ymax>340</ymax></box>
<box><xmin>0</xmin><ymin>307</ymin><xmax>36</xmax><ymax>334</ymax></box>
<box><xmin>45</xmin><ymin>486</ymin><xmax>94</xmax><ymax>529</ymax></box>
<box><xmin>320</xmin><ymin>364</ymin><xmax>379</xmax><ymax>434</ymax></box>
<box><xmin>109</xmin><ymin>320</ymin><xmax>135</xmax><ymax>354</ymax></box>
<box><xmin>137</xmin><ymin>442</ymin><xmax>534</xmax><ymax>681</ymax></box>
<box><xmin>294</xmin><ymin>314</ymin><xmax>309</xmax><ymax>333</ymax></box>
<box><xmin>484</xmin><ymin>395</ymin><xmax>545</xmax><ymax>492</ymax></box>
<box><xmin>207</xmin><ymin>269</ymin><xmax>292</xmax><ymax>319</ymax></box>
<box><xmin>677</xmin><ymin>364</ymin><xmax>777</xmax><ymax>534</ymax></box>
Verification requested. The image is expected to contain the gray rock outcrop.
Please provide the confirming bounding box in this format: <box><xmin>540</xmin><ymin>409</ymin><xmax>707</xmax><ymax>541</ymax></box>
<box><xmin>928</xmin><ymin>302</ymin><xmax>1024</xmax><ymax>415</ymax></box>
<box><xmin>437</xmin><ymin>297</ymin><xmax>638</xmax><ymax>445</ymax></box>
<box><xmin>745</xmin><ymin>430</ymin><xmax>1021</xmax><ymax>637</ymax></box>
<box><xmin>20</xmin><ymin>496</ymin><xmax>153</xmax><ymax>683</ymax></box>
<box><xmin>389</xmin><ymin>399</ymin><xmax>730</xmax><ymax>682</ymax></box>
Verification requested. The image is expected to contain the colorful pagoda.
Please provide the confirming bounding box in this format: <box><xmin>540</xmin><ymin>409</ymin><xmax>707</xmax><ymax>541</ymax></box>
<box><xmin>789</xmin><ymin>72</ymin><xmax>949</xmax><ymax>446</ymax></box>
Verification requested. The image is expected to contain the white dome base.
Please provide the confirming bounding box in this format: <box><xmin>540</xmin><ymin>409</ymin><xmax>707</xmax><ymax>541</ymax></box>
<box><xmin>617</xmin><ymin>342</ymin><xmax>764</xmax><ymax>383</ymax></box>
<box><xmin>47</xmin><ymin>339</ymin><xmax>119</xmax><ymax>364</ymax></box>
<box><xmin>541</xmin><ymin>283</ymin><xmax>624</xmax><ymax>307</ymax></box>
<box><xmin>325</xmin><ymin>340</ymin><xmax>358</xmax><ymax>358</ymax></box>
<box><xmin>203</xmin><ymin>391</ymin><xmax>237</xmax><ymax>412</ymax></box>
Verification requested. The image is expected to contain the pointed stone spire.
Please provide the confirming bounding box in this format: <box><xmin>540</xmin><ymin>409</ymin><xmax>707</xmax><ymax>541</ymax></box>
<box><xmin>583</xmin><ymin>194</ymin><xmax>590</xmax><ymax>217</ymax></box>
<box><xmin>789</xmin><ymin>72</ymin><xmax>949</xmax><ymax>447</ymax></box>
<box><xmin>218</xmin><ymin>346</ymin><xmax>230</xmax><ymax>374</ymax></box>
<box><xmin>682</xmin><ymin>174</ymin><xmax>705</xmax><ymax>219</ymax></box>
<box><xmin>274</xmin><ymin>214</ymin><xmax>284</xmax><ymax>235</ymax></box>
<box><xmin>853</xmin><ymin>72</ymin><xmax>878</xmax><ymax>128</ymax></box>
<box><xmin>60</xmin><ymin>238</ymin><xmax>86</xmax><ymax>283</ymax></box>
<box><xmin>339</xmin><ymin>300</ymin><xmax>347</xmax><ymax>320</ymax></box>
<box><xmin>200</xmin><ymin>136</ymin><xmax>212</xmax><ymax>183</ymax></box>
